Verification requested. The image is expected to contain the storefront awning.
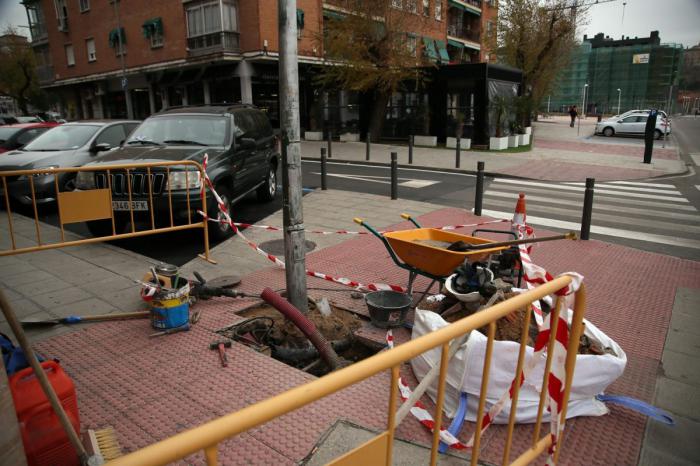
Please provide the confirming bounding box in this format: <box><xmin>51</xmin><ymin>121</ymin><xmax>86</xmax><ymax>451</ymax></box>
<box><xmin>297</xmin><ymin>9</ymin><xmax>305</xmax><ymax>29</ymax></box>
<box><xmin>323</xmin><ymin>9</ymin><xmax>345</xmax><ymax>21</ymax></box>
<box><xmin>142</xmin><ymin>18</ymin><xmax>163</xmax><ymax>38</ymax></box>
<box><xmin>108</xmin><ymin>28</ymin><xmax>126</xmax><ymax>48</ymax></box>
<box><xmin>448</xmin><ymin>0</ymin><xmax>481</xmax><ymax>15</ymax></box>
<box><xmin>435</xmin><ymin>39</ymin><xmax>450</xmax><ymax>62</ymax></box>
<box><xmin>422</xmin><ymin>37</ymin><xmax>439</xmax><ymax>61</ymax></box>
<box><xmin>447</xmin><ymin>39</ymin><xmax>464</xmax><ymax>48</ymax></box>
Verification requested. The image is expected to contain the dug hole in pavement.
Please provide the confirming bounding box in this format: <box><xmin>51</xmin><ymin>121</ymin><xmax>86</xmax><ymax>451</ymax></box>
<box><xmin>10</xmin><ymin>189</ymin><xmax>700</xmax><ymax>465</ymax></box>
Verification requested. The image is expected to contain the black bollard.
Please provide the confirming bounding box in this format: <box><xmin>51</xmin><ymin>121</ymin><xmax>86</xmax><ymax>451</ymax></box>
<box><xmin>408</xmin><ymin>134</ymin><xmax>414</xmax><ymax>164</ymax></box>
<box><xmin>327</xmin><ymin>128</ymin><xmax>332</xmax><ymax>159</ymax></box>
<box><xmin>580</xmin><ymin>177</ymin><xmax>595</xmax><ymax>240</ymax></box>
<box><xmin>455</xmin><ymin>137</ymin><xmax>461</xmax><ymax>168</ymax></box>
<box><xmin>390</xmin><ymin>152</ymin><xmax>398</xmax><ymax>200</ymax></box>
<box><xmin>474</xmin><ymin>161</ymin><xmax>485</xmax><ymax>216</ymax></box>
<box><xmin>366</xmin><ymin>133</ymin><xmax>371</xmax><ymax>161</ymax></box>
<box><xmin>643</xmin><ymin>110</ymin><xmax>658</xmax><ymax>164</ymax></box>
<box><xmin>321</xmin><ymin>147</ymin><xmax>328</xmax><ymax>191</ymax></box>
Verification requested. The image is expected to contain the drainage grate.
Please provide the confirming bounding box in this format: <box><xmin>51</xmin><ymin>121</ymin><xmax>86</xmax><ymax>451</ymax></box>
<box><xmin>258</xmin><ymin>239</ymin><xmax>317</xmax><ymax>256</ymax></box>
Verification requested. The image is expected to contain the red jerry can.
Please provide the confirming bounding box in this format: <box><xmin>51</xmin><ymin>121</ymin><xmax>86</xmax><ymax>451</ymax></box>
<box><xmin>9</xmin><ymin>360</ymin><xmax>81</xmax><ymax>466</ymax></box>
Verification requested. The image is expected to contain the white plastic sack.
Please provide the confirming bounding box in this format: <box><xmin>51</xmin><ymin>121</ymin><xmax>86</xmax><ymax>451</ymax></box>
<box><xmin>410</xmin><ymin>308</ymin><xmax>627</xmax><ymax>424</ymax></box>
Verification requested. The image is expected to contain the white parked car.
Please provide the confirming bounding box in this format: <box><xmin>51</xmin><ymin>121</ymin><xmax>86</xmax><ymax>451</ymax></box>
<box><xmin>595</xmin><ymin>112</ymin><xmax>670</xmax><ymax>139</ymax></box>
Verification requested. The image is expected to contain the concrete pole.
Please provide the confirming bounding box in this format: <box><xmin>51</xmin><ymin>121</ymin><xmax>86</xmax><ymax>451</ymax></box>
<box><xmin>279</xmin><ymin>0</ymin><xmax>308</xmax><ymax>313</ymax></box>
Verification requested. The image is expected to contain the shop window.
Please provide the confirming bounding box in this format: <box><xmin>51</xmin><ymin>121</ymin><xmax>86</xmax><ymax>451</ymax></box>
<box><xmin>65</xmin><ymin>44</ymin><xmax>75</xmax><ymax>66</ymax></box>
<box><xmin>86</xmin><ymin>38</ymin><xmax>96</xmax><ymax>62</ymax></box>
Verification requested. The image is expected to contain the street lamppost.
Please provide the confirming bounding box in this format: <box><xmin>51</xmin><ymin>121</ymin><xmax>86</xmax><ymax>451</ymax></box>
<box><xmin>578</xmin><ymin>83</ymin><xmax>588</xmax><ymax>136</ymax></box>
<box><xmin>617</xmin><ymin>88</ymin><xmax>621</xmax><ymax>115</ymax></box>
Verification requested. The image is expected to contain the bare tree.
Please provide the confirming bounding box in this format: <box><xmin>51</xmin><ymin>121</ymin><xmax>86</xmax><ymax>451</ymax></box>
<box><xmin>0</xmin><ymin>28</ymin><xmax>43</xmax><ymax>114</ymax></box>
<box><xmin>316</xmin><ymin>0</ymin><xmax>432</xmax><ymax>140</ymax></box>
<box><xmin>491</xmin><ymin>0</ymin><xmax>584</xmax><ymax>125</ymax></box>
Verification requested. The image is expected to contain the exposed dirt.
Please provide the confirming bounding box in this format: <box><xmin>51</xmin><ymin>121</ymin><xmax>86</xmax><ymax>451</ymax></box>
<box><xmin>237</xmin><ymin>299</ymin><xmax>361</xmax><ymax>348</ymax></box>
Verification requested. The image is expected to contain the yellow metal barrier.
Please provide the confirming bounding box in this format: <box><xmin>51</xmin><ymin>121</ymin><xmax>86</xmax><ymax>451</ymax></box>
<box><xmin>0</xmin><ymin>161</ymin><xmax>212</xmax><ymax>261</ymax></box>
<box><xmin>107</xmin><ymin>276</ymin><xmax>585</xmax><ymax>466</ymax></box>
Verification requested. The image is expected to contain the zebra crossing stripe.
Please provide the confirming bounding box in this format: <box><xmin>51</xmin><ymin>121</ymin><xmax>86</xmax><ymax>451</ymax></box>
<box><xmin>479</xmin><ymin>210</ymin><xmax>700</xmax><ymax>250</ymax></box>
<box><xmin>561</xmin><ymin>182</ymin><xmax>682</xmax><ymax>196</ymax></box>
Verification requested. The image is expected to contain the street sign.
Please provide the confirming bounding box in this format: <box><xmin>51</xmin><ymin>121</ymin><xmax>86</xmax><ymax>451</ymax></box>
<box><xmin>121</xmin><ymin>77</ymin><xmax>128</xmax><ymax>90</ymax></box>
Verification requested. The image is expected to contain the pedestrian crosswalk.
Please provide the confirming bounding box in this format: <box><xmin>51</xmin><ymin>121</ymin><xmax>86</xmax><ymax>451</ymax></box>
<box><xmin>479</xmin><ymin>178</ymin><xmax>700</xmax><ymax>254</ymax></box>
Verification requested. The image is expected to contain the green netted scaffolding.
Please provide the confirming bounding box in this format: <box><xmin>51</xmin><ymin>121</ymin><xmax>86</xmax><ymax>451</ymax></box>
<box><xmin>545</xmin><ymin>40</ymin><xmax>684</xmax><ymax>115</ymax></box>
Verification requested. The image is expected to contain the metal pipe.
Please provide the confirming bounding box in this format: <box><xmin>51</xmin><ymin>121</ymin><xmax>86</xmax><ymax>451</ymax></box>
<box><xmin>580</xmin><ymin>177</ymin><xmax>594</xmax><ymax>240</ymax></box>
<box><xmin>430</xmin><ymin>343</ymin><xmax>450</xmax><ymax>466</ymax></box>
<box><xmin>385</xmin><ymin>366</ymin><xmax>399</xmax><ymax>466</ymax></box>
<box><xmin>408</xmin><ymin>134</ymin><xmax>413</xmax><ymax>164</ymax></box>
<box><xmin>533</xmin><ymin>297</ymin><xmax>563</xmax><ymax>444</ymax></box>
<box><xmin>390</xmin><ymin>152</ymin><xmax>398</xmax><ymax>200</ymax></box>
<box><xmin>320</xmin><ymin>147</ymin><xmax>327</xmax><ymax>190</ymax></box>
<box><xmin>455</xmin><ymin>137</ymin><xmax>461</xmax><ymax>168</ymax></box>
<box><xmin>366</xmin><ymin>133</ymin><xmax>371</xmax><ymax>161</ymax></box>
<box><xmin>474</xmin><ymin>161</ymin><xmax>484</xmax><ymax>216</ymax></box>
<box><xmin>472</xmin><ymin>321</ymin><xmax>496</xmax><ymax>466</ymax></box>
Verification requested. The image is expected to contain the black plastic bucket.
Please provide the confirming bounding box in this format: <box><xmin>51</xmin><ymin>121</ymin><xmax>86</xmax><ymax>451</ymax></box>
<box><xmin>365</xmin><ymin>291</ymin><xmax>412</xmax><ymax>329</ymax></box>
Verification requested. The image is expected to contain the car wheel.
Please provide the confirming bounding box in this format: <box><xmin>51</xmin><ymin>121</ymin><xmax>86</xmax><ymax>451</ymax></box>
<box><xmin>86</xmin><ymin>217</ymin><xmax>126</xmax><ymax>237</ymax></box>
<box><xmin>208</xmin><ymin>184</ymin><xmax>234</xmax><ymax>241</ymax></box>
<box><xmin>654</xmin><ymin>129</ymin><xmax>663</xmax><ymax>140</ymax></box>
<box><xmin>603</xmin><ymin>127</ymin><xmax>615</xmax><ymax>137</ymax></box>
<box><xmin>257</xmin><ymin>163</ymin><xmax>277</xmax><ymax>202</ymax></box>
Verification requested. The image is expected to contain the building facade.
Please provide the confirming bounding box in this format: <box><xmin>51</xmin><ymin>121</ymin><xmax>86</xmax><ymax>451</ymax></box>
<box><xmin>24</xmin><ymin>0</ymin><xmax>498</xmax><ymax>138</ymax></box>
<box><xmin>546</xmin><ymin>31</ymin><xmax>684</xmax><ymax>115</ymax></box>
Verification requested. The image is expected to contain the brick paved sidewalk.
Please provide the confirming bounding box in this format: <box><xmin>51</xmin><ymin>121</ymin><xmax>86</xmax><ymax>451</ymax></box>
<box><xmin>7</xmin><ymin>194</ymin><xmax>695</xmax><ymax>465</ymax></box>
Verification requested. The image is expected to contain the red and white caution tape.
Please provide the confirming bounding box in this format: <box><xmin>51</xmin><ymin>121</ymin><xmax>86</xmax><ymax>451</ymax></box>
<box><xmin>199</xmin><ymin>211</ymin><xmax>508</xmax><ymax>236</ymax></box>
<box><xmin>200</xmin><ymin>155</ymin><xmax>406</xmax><ymax>293</ymax></box>
<box><xmin>386</xmin><ymin>330</ymin><xmax>469</xmax><ymax>450</ymax></box>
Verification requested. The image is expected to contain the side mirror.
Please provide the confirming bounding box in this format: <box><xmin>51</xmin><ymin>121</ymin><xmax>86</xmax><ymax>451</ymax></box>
<box><xmin>617</xmin><ymin>120</ymin><xmax>624</xmax><ymax>124</ymax></box>
<box><xmin>239</xmin><ymin>137</ymin><xmax>256</xmax><ymax>150</ymax></box>
<box><xmin>91</xmin><ymin>143</ymin><xmax>111</xmax><ymax>153</ymax></box>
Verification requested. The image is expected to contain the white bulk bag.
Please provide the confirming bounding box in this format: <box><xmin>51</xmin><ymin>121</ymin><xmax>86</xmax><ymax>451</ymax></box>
<box><xmin>410</xmin><ymin>308</ymin><xmax>626</xmax><ymax>424</ymax></box>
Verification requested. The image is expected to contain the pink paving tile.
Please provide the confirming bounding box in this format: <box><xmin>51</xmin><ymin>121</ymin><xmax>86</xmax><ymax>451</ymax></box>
<box><xmin>499</xmin><ymin>160</ymin><xmax>663</xmax><ymax>181</ymax></box>
<box><xmin>535</xmin><ymin>138</ymin><xmax>679</xmax><ymax>160</ymax></box>
<box><xmin>33</xmin><ymin>207</ymin><xmax>700</xmax><ymax>465</ymax></box>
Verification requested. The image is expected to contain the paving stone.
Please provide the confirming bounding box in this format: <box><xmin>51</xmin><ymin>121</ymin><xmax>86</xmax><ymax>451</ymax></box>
<box><xmin>50</xmin><ymin>297</ymin><xmax>119</xmax><ymax>318</ymax></box>
<box><xmin>12</xmin><ymin>276</ymin><xmax>73</xmax><ymax>296</ymax></box>
<box><xmin>0</xmin><ymin>298</ymin><xmax>45</xmax><ymax>320</ymax></box>
<box><xmin>654</xmin><ymin>377</ymin><xmax>700</xmax><ymax>421</ymax></box>
<box><xmin>664</xmin><ymin>326</ymin><xmax>700</xmax><ymax>357</ymax></box>
<box><xmin>661</xmin><ymin>350</ymin><xmax>700</xmax><ymax>386</ymax></box>
<box><xmin>88</xmin><ymin>275</ymin><xmax>142</xmax><ymax>294</ymax></box>
<box><xmin>0</xmin><ymin>268</ymin><xmax>53</xmax><ymax>287</ymax></box>
<box><xmin>641</xmin><ymin>414</ymin><xmax>700</xmax><ymax>465</ymax></box>
<box><xmin>32</xmin><ymin>286</ymin><xmax>95</xmax><ymax>309</ymax></box>
<box><xmin>0</xmin><ymin>260</ymin><xmax>38</xmax><ymax>279</ymax></box>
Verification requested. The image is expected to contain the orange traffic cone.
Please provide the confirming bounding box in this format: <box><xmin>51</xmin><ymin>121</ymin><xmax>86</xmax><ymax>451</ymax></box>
<box><xmin>512</xmin><ymin>193</ymin><xmax>527</xmax><ymax>227</ymax></box>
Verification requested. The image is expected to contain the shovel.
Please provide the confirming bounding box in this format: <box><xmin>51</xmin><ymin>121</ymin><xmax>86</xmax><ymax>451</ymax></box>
<box><xmin>21</xmin><ymin>311</ymin><xmax>150</xmax><ymax>327</ymax></box>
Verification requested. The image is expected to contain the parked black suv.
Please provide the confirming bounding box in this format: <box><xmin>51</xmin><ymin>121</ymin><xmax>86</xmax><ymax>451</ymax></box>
<box><xmin>75</xmin><ymin>104</ymin><xmax>279</xmax><ymax>239</ymax></box>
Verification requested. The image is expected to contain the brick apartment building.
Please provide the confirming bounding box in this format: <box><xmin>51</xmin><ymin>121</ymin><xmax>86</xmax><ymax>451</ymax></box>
<box><xmin>23</xmin><ymin>0</ymin><xmax>499</xmax><ymax>139</ymax></box>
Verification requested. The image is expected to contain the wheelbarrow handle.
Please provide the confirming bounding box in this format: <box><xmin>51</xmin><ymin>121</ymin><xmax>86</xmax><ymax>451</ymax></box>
<box><xmin>354</xmin><ymin>217</ymin><xmax>383</xmax><ymax>239</ymax></box>
<box><xmin>400</xmin><ymin>213</ymin><xmax>422</xmax><ymax>229</ymax></box>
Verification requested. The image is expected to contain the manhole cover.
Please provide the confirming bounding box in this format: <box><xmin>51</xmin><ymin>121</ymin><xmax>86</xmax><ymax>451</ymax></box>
<box><xmin>258</xmin><ymin>239</ymin><xmax>316</xmax><ymax>256</ymax></box>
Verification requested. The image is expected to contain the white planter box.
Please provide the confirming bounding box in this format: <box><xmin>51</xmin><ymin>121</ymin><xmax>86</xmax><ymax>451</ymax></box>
<box><xmin>524</xmin><ymin>126</ymin><xmax>532</xmax><ymax>135</ymax></box>
<box><xmin>339</xmin><ymin>132</ymin><xmax>360</xmax><ymax>142</ymax></box>
<box><xmin>519</xmin><ymin>133</ymin><xmax>531</xmax><ymax>146</ymax></box>
<box><xmin>413</xmin><ymin>135</ymin><xmax>438</xmax><ymax>147</ymax></box>
<box><xmin>490</xmin><ymin>137</ymin><xmax>509</xmax><ymax>150</ymax></box>
<box><xmin>508</xmin><ymin>135</ymin><xmax>519</xmax><ymax>148</ymax></box>
<box><xmin>304</xmin><ymin>131</ymin><xmax>323</xmax><ymax>141</ymax></box>
<box><xmin>446</xmin><ymin>137</ymin><xmax>471</xmax><ymax>149</ymax></box>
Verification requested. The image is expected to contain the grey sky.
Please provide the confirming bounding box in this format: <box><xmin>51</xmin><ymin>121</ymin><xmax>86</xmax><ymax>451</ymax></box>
<box><xmin>1</xmin><ymin>0</ymin><xmax>699</xmax><ymax>47</ymax></box>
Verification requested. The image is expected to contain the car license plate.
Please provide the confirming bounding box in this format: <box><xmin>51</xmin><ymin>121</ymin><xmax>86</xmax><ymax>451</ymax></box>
<box><xmin>112</xmin><ymin>200</ymin><xmax>149</xmax><ymax>211</ymax></box>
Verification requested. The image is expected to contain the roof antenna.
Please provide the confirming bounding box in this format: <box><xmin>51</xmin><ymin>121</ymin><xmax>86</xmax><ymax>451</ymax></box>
<box><xmin>621</xmin><ymin>1</ymin><xmax>627</xmax><ymax>26</ymax></box>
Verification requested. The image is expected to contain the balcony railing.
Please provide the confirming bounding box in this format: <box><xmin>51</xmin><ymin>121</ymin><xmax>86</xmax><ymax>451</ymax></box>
<box><xmin>447</xmin><ymin>25</ymin><xmax>480</xmax><ymax>43</ymax></box>
<box><xmin>29</xmin><ymin>24</ymin><xmax>48</xmax><ymax>43</ymax></box>
<box><xmin>187</xmin><ymin>31</ymin><xmax>240</xmax><ymax>56</ymax></box>
<box><xmin>35</xmin><ymin>65</ymin><xmax>54</xmax><ymax>85</ymax></box>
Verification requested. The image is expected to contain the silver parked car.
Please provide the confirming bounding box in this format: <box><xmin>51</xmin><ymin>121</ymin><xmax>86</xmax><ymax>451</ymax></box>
<box><xmin>0</xmin><ymin>120</ymin><xmax>139</xmax><ymax>206</ymax></box>
<box><xmin>595</xmin><ymin>112</ymin><xmax>670</xmax><ymax>140</ymax></box>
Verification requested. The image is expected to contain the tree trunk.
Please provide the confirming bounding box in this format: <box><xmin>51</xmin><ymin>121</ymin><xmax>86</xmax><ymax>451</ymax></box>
<box><xmin>368</xmin><ymin>90</ymin><xmax>391</xmax><ymax>142</ymax></box>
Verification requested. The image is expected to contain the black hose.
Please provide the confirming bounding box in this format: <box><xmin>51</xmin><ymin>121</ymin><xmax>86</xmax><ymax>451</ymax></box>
<box><xmin>271</xmin><ymin>338</ymin><xmax>352</xmax><ymax>362</ymax></box>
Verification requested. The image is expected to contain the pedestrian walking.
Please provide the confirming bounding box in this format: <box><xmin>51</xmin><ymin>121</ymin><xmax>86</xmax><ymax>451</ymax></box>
<box><xmin>569</xmin><ymin>105</ymin><xmax>578</xmax><ymax>127</ymax></box>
